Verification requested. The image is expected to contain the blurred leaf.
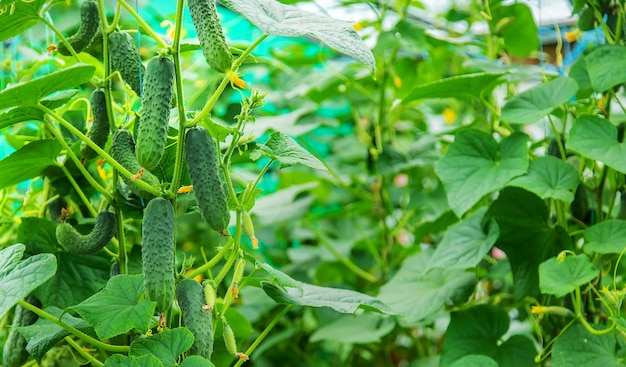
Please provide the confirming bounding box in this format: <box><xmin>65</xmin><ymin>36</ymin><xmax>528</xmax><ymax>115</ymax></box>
<box><xmin>539</xmin><ymin>254</ymin><xmax>599</xmax><ymax>297</ymax></box>
<box><xmin>449</xmin><ymin>355</ymin><xmax>499</xmax><ymax>367</ymax></box>
<box><xmin>584</xmin><ymin>45</ymin><xmax>626</xmax><ymax>92</ymax></box>
<box><xmin>130</xmin><ymin>328</ymin><xmax>193</xmax><ymax>367</ymax></box>
<box><xmin>552</xmin><ymin>323</ymin><xmax>625</xmax><ymax>367</ymax></box>
<box><xmin>583</xmin><ymin>220</ymin><xmax>626</xmax><ymax>254</ymax></box>
<box><xmin>103</xmin><ymin>354</ymin><xmax>164</xmax><ymax>367</ymax></box>
<box><xmin>569</xmin><ymin>115</ymin><xmax>626</xmax><ymax>174</ymax></box>
<box><xmin>501</xmin><ymin>77</ymin><xmax>578</xmax><ymax>124</ymax></box>
<box><xmin>257</xmin><ymin>262</ymin><xmax>303</xmax><ymax>291</ymax></box>
<box><xmin>17</xmin><ymin>217</ymin><xmax>59</xmax><ymax>254</ymax></box>
<box><xmin>508</xmin><ymin>156</ymin><xmax>579</xmax><ymax>203</ymax></box>
<box><xmin>0</xmin><ymin>139</ymin><xmax>62</xmax><ymax>189</ymax></box>
<box><xmin>252</xmin><ymin>131</ymin><xmax>326</xmax><ymax>171</ymax></box>
<box><xmin>179</xmin><ymin>356</ymin><xmax>216</xmax><ymax>367</ymax></box>
<box><xmin>310</xmin><ymin>313</ymin><xmax>395</xmax><ymax>344</ymax></box>
<box><xmin>569</xmin><ymin>57</ymin><xmax>593</xmax><ymax>99</ymax></box>
<box><xmin>491</xmin><ymin>3</ymin><xmax>539</xmax><ymax>57</ymax></box>
<box><xmin>435</xmin><ymin>130</ymin><xmax>529</xmax><ymax>217</ymax></box>
<box><xmin>403</xmin><ymin>73</ymin><xmax>505</xmax><ymax>103</ymax></box>
<box><xmin>0</xmin><ymin>0</ymin><xmax>48</xmax><ymax>41</ymax></box>
<box><xmin>252</xmin><ymin>183</ymin><xmax>317</xmax><ymax>225</ymax></box>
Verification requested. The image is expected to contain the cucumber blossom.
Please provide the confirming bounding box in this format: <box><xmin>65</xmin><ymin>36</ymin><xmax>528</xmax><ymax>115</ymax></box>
<box><xmin>142</xmin><ymin>197</ymin><xmax>175</xmax><ymax>313</ymax></box>
<box><xmin>135</xmin><ymin>56</ymin><xmax>175</xmax><ymax>170</ymax></box>
<box><xmin>188</xmin><ymin>0</ymin><xmax>233</xmax><ymax>73</ymax></box>
<box><xmin>56</xmin><ymin>1</ymin><xmax>100</xmax><ymax>56</ymax></box>
<box><xmin>109</xmin><ymin>129</ymin><xmax>160</xmax><ymax>199</ymax></box>
<box><xmin>81</xmin><ymin>89</ymin><xmax>110</xmax><ymax>159</ymax></box>
<box><xmin>109</xmin><ymin>30</ymin><xmax>144</xmax><ymax>96</ymax></box>
<box><xmin>56</xmin><ymin>211</ymin><xmax>117</xmax><ymax>255</ymax></box>
<box><xmin>176</xmin><ymin>278</ymin><xmax>213</xmax><ymax>359</ymax></box>
<box><xmin>3</xmin><ymin>295</ymin><xmax>40</xmax><ymax>367</ymax></box>
<box><xmin>184</xmin><ymin>126</ymin><xmax>230</xmax><ymax>233</ymax></box>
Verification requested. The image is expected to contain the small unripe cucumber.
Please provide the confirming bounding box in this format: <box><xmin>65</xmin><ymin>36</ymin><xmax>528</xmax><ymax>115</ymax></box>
<box><xmin>109</xmin><ymin>129</ymin><xmax>160</xmax><ymax>199</ymax></box>
<box><xmin>220</xmin><ymin>316</ymin><xmax>237</xmax><ymax>356</ymax></box>
<box><xmin>57</xmin><ymin>1</ymin><xmax>100</xmax><ymax>56</ymax></box>
<box><xmin>56</xmin><ymin>211</ymin><xmax>117</xmax><ymax>255</ymax></box>
<box><xmin>108</xmin><ymin>31</ymin><xmax>145</xmax><ymax>96</ymax></box>
<box><xmin>188</xmin><ymin>0</ymin><xmax>233</xmax><ymax>73</ymax></box>
<box><xmin>3</xmin><ymin>295</ymin><xmax>40</xmax><ymax>367</ymax></box>
<box><xmin>176</xmin><ymin>278</ymin><xmax>213</xmax><ymax>359</ymax></box>
<box><xmin>81</xmin><ymin>89</ymin><xmax>110</xmax><ymax>159</ymax></box>
<box><xmin>142</xmin><ymin>197</ymin><xmax>175</xmax><ymax>313</ymax></box>
<box><xmin>135</xmin><ymin>56</ymin><xmax>175</xmax><ymax>170</ymax></box>
<box><xmin>184</xmin><ymin>126</ymin><xmax>230</xmax><ymax>233</ymax></box>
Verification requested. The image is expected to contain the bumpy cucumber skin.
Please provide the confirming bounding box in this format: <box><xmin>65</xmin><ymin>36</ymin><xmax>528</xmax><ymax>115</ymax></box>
<box><xmin>188</xmin><ymin>0</ymin><xmax>233</xmax><ymax>73</ymax></box>
<box><xmin>135</xmin><ymin>56</ymin><xmax>175</xmax><ymax>170</ymax></box>
<box><xmin>57</xmin><ymin>1</ymin><xmax>100</xmax><ymax>56</ymax></box>
<box><xmin>142</xmin><ymin>197</ymin><xmax>175</xmax><ymax>313</ymax></box>
<box><xmin>56</xmin><ymin>211</ymin><xmax>117</xmax><ymax>255</ymax></box>
<box><xmin>176</xmin><ymin>279</ymin><xmax>213</xmax><ymax>359</ymax></box>
<box><xmin>109</xmin><ymin>31</ymin><xmax>145</xmax><ymax>96</ymax></box>
<box><xmin>184</xmin><ymin>126</ymin><xmax>230</xmax><ymax>233</ymax></box>
<box><xmin>3</xmin><ymin>295</ymin><xmax>40</xmax><ymax>367</ymax></box>
<box><xmin>109</xmin><ymin>129</ymin><xmax>160</xmax><ymax>199</ymax></box>
<box><xmin>81</xmin><ymin>89</ymin><xmax>110</xmax><ymax>159</ymax></box>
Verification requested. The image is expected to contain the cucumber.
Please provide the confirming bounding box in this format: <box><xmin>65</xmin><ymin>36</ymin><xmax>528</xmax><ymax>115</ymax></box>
<box><xmin>56</xmin><ymin>211</ymin><xmax>117</xmax><ymax>255</ymax></box>
<box><xmin>109</xmin><ymin>129</ymin><xmax>160</xmax><ymax>199</ymax></box>
<box><xmin>220</xmin><ymin>315</ymin><xmax>237</xmax><ymax>357</ymax></box>
<box><xmin>184</xmin><ymin>126</ymin><xmax>230</xmax><ymax>233</ymax></box>
<box><xmin>57</xmin><ymin>1</ymin><xmax>100</xmax><ymax>56</ymax></box>
<box><xmin>176</xmin><ymin>278</ymin><xmax>213</xmax><ymax>359</ymax></box>
<box><xmin>135</xmin><ymin>56</ymin><xmax>175</xmax><ymax>170</ymax></box>
<box><xmin>109</xmin><ymin>30</ymin><xmax>145</xmax><ymax>96</ymax></box>
<box><xmin>80</xmin><ymin>89</ymin><xmax>110</xmax><ymax>159</ymax></box>
<box><xmin>142</xmin><ymin>197</ymin><xmax>175</xmax><ymax>313</ymax></box>
<box><xmin>3</xmin><ymin>295</ymin><xmax>40</xmax><ymax>367</ymax></box>
<box><xmin>188</xmin><ymin>0</ymin><xmax>233</xmax><ymax>73</ymax></box>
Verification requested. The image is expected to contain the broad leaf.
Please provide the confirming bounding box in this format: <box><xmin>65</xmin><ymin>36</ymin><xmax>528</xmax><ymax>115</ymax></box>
<box><xmin>428</xmin><ymin>207</ymin><xmax>500</xmax><ymax>271</ymax></box>
<box><xmin>17</xmin><ymin>217</ymin><xmax>59</xmax><ymax>254</ymax></box>
<box><xmin>251</xmin><ymin>131</ymin><xmax>326</xmax><ymax>171</ymax></box>
<box><xmin>552</xmin><ymin>323</ymin><xmax>626</xmax><ymax>367</ymax></box>
<box><xmin>539</xmin><ymin>254</ymin><xmax>599</xmax><ymax>297</ymax></box>
<box><xmin>0</xmin><ymin>0</ymin><xmax>47</xmax><ymax>41</ymax></box>
<box><xmin>378</xmin><ymin>248</ymin><xmax>475</xmax><ymax>325</ymax></box>
<box><xmin>440</xmin><ymin>304</ymin><xmax>536</xmax><ymax>367</ymax></box>
<box><xmin>501</xmin><ymin>77</ymin><xmax>578</xmax><ymax>124</ymax></box>
<box><xmin>508</xmin><ymin>156</ymin><xmax>579</xmax><ymax>203</ymax></box>
<box><xmin>221</xmin><ymin>0</ymin><xmax>374</xmax><ymax>69</ymax></box>
<box><xmin>179</xmin><ymin>356</ymin><xmax>216</xmax><ymax>367</ymax></box>
<box><xmin>103</xmin><ymin>354</ymin><xmax>164</xmax><ymax>367</ymax></box>
<box><xmin>485</xmin><ymin>187</ymin><xmax>572</xmax><ymax>300</ymax></box>
<box><xmin>569</xmin><ymin>115</ymin><xmax>626</xmax><ymax>174</ymax></box>
<box><xmin>0</xmin><ymin>244</ymin><xmax>57</xmax><ymax>320</ymax></box>
<box><xmin>0</xmin><ymin>89</ymin><xmax>79</xmax><ymax>129</ymax></box>
<box><xmin>435</xmin><ymin>130</ymin><xmax>529</xmax><ymax>217</ymax></box>
<box><xmin>583</xmin><ymin>220</ymin><xmax>626</xmax><ymax>254</ymax></box>
<box><xmin>130</xmin><ymin>328</ymin><xmax>194</xmax><ymax>367</ymax></box>
<box><xmin>252</xmin><ymin>183</ymin><xmax>317</xmax><ymax>226</ymax></box>
<box><xmin>0</xmin><ymin>139</ymin><xmax>62</xmax><ymax>189</ymax></box>
<box><xmin>569</xmin><ymin>57</ymin><xmax>593</xmax><ymax>98</ymax></box>
<box><xmin>17</xmin><ymin>306</ymin><xmax>91</xmax><ymax>362</ymax></box>
<box><xmin>584</xmin><ymin>45</ymin><xmax>626</xmax><ymax>93</ymax></box>
<box><xmin>310</xmin><ymin>313</ymin><xmax>395</xmax><ymax>344</ymax></box>
<box><xmin>403</xmin><ymin>73</ymin><xmax>505</xmax><ymax>103</ymax></box>
<box><xmin>450</xmin><ymin>355</ymin><xmax>499</xmax><ymax>367</ymax></box>
<box><xmin>70</xmin><ymin>274</ymin><xmax>156</xmax><ymax>339</ymax></box>
<box><xmin>491</xmin><ymin>3</ymin><xmax>539</xmax><ymax>57</ymax></box>
<box><xmin>257</xmin><ymin>262</ymin><xmax>303</xmax><ymax>291</ymax></box>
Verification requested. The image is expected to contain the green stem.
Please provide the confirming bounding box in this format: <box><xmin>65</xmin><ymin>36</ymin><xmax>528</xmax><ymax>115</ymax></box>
<box><xmin>597</xmin><ymin>165</ymin><xmax>609</xmax><ymax>223</ymax></box>
<box><xmin>18</xmin><ymin>300</ymin><xmax>129</xmax><ymax>353</ymax></box>
<box><xmin>215</xmin><ymin>219</ymin><xmax>241</xmax><ymax>287</ymax></box>
<box><xmin>232</xmin><ymin>305</ymin><xmax>293</xmax><ymax>367</ymax></box>
<box><xmin>114</xmin><ymin>203</ymin><xmax>127</xmax><ymax>275</ymax></box>
<box><xmin>64</xmin><ymin>336</ymin><xmax>105</xmax><ymax>367</ymax></box>
<box><xmin>185</xmin><ymin>237</ymin><xmax>234</xmax><ymax>279</ymax></box>
<box><xmin>38</xmin><ymin>14</ymin><xmax>82</xmax><ymax>61</ymax></box>
<box><xmin>58</xmin><ymin>164</ymin><xmax>98</xmax><ymax>218</ymax></box>
<box><xmin>117</xmin><ymin>0</ymin><xmax>168</xmax><ymax>48</ymax></box>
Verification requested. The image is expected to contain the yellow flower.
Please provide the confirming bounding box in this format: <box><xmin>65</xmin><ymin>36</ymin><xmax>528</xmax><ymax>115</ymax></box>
<box><xmin>564</xmin><ymin>29</ymin><xmax>581</xmax><ymax>43</ymax></box>
<box><xmin>177</xmin><ymin>185</ymin><xmax>193</xmax><ymax>194</ymax></box>
<box><xmin>353</xmin><ymin>22</ymin><xmax>363</xmax><ymax>31</ymax></box>
<box><xmin>531</xmin><ymin>305</ymin><xmax>549</xmax><ymax>314</ymax></box>
<box><xmin>443</xmin><ymin>108</ymin><xmax>457</xmax><ymax>124</ymax></box>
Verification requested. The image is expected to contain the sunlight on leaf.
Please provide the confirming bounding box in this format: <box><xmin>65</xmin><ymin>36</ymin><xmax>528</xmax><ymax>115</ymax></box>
<box><xmin>130</xmin><ymin>328</ymin><xmax>194</xmax><ymax>366</ymax></box>
<box><xmin>508</xmin><ymin>156</ymin><xmax>579</xmax><ymax>203</ymax></box>
<box><xmin>0</xmin><ymin>139</ymin><xmax>62</xmax><ymax>190</ymax></box>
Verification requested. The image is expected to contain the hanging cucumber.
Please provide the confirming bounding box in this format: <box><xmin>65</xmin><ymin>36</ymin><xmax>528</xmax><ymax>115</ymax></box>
<box><xmin>56</xmin><ymin>211</ymin><xmax>117</xmax><ymax>255</ymax></box>
<box><xmin>3</xmin><ymin>295</ymin><xmax>41</xmax><ymax>367</ymax></box>
<box><xmin>184</xmin><ymin>126</ymin><xmax>230</xmax><ymax>233</ymax></box>
<box><xmin>142</xmin><ymin>197</ymin><xmax>175</xmax><ymax>313</ymax></box>
<box><xmin>109</xmin><ymin>129</ymin><xmax>160</xmax><ymax>199</ymax></box>
<box><xmin>80</xmin><ymin>89</ymin><xmax>110</xmax><ymax>159</ymax></box>
<box><xmin>109</xmin><ymin>30</ymin><xmax>145</xmax><ymax>96</ymax></box>
<box><xmin>135</xmin><ymin>56</ymin><xmax>175</xmax><ymax>170</ymax></box>
<box><xmin>187</xmin><ymin>0</ymin><xmax>233</xmax><ymax>73</ymax></box>
<box><xmin>56</xmin><ymin>1</ymin><xmax>100</xmax><ymax>56</ymax></box>
<box><xmin>176</xmin><ymin>278</ymin><xmax>213</xmax><ymax>359</ymax></box>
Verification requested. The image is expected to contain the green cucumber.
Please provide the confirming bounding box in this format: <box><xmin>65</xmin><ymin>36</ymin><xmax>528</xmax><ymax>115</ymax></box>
<box><xmin>135</xmin><ymin>56</ymin><xmax>175</xmax><ymax>170</ymax></box>
<box><xmin>176</xmin><ymin>278</ymin><xmax>213</xmax><ymax>359</ymax></box>
<box><xmin>55</xmin><ymin>211</ymin><xmax>117</xmax><ymax>255</ymax></box>
<box><xmin>220</xmin><ymin>315</ymin><xmax>238</xmax><ymax>357</ymax></box>
<box><xmin>142</xmin><ymin>197</ymin><xmax>175</xmax><ymax>313</ymax></box>
<box><xmin>80</xmin><ymin>89</ymin><xmax>110</xmax><ymax>159</ymax></box>
<box><xmin>3</xmin><ymin>295</ymin><xmax>40</xmax><ymax>367</ymax></box>
<box><xmin>184</xmin><ymin>126</ymin><xmax>230</xmax><ymax>233</ymax></box>
<box><xmin>188</xmin><ymin>0</ymin><xmax>233</xmax><ymax>73</ymax></box>
<box><xmin>109</xmin><ymin>30</ymin><xmax>145</xmax><ymax>96</ymax></box>
<box><xmin>57</xmin><ymin>1</ymin><xmax>100</xmax><ymax>56</ymax></box>
<box><xmin>109</xmin><ymin>129</ymin><xmax>160</xmax><ymax>199</ymax></box>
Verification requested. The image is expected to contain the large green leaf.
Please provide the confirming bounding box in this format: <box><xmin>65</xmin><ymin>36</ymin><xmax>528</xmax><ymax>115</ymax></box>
<box><xmin>0</xmin><ymin>244</ymin><xmax>57</xmax><ymax>320</ymax></box>
<box><xmin>220</xmin><ymin>0</ymin><xmax>374</xmax><ymax>69</ymax></box>
<box><xmin>17</xmin><ymin>217</ymin><xmax>59</xmax><ymax>254</ymax></box>
<box><xmin>403</xmin><ymin>73</ymin><xmax>505</xmax><ymax>103</ymax></box>
<box><xmin>0</xmin><ymin>0</ymin><xmax>48</xmax><ymax>41</ymax></box>
<box><xmin>0</xmin><ymin>64</ymin><xmax>95</xmax><ymax>110</ymax></box>
<box><xmin>427</xmin><ymin>207</ymin><xmax>500</xmax><ymax>271</ymax></box>
<box><xmin>584</xmin><ymin>45</ymin><xmax>626</xmax><ymax>93</ymax></box>
<box><xmin>378</xmin><ymin>248</ymin><xmax>475</xmax><ymax>325</ymax></box>
<box><xmin>539</xmin><ymin>254</ymin><xmax>599</xmax><ymax>297</ymax></box>
<box><xmin>309</xmin><ymin>313</ymin><xmax>395</xmax><ymax>344</ymax></box>
<box><xmin>552</xmin><ymin>323</ymin><xmax>626</xmax><ymax>367</ymax></box>
<box><xmin>0</xmin><ymin>139</ymin><xmax>62</xmax><ymax>189</ymax></box>
<box><xmin>508</xmin><ymin>156</ymin><xmax>580</xmax><ymax>203</ymax></box>
<box><xmin>179</xmin><ymin>356</ymin><xmax>215</xmax><ymax>367</ymax></box>
<box><xmin>440</xmin><ymin>304</ymin><xmax>536</xmax><ymax>367</ymax></box>
<box><xmin>70</xmin><ymin>274</ymin><xmax>156</xmax><ymax>339</ymax></box>
<box><xmin>491</xmin><ymin>3</ymin><xmax>539</xmax><ymax>57</ymax></box>
<box><xmin>251</xmin><ymin>131</ymin><xmax>326</xmax><ymax>171</ymax></box>
<box><xmin>501</xmin><ymin>77</ymin><xmax>578</xmax><ymax>124</ymax></box>
<box><xmin>103</xmin><ymin>354</ymin><xmax>164</xmax><ymax>367</ymax></box>
<box><xmin>583</xmin><ymin>220</ymin><xmax>626</xmax><ymax>254</ymax></box>
<box><xmin>130</xmin><ymin>328</ymin><xmax>194</xmax><ymax>367</ymax></box>
<box><xmin>569</xmin><ymin>115</ymin><xmax>626</xmax><ymax>174</ymax></box>
<box><xmin>450</xmin><ymin>355</ymin><xmax>498</xmax><ymax>367</ymax></box>
<box><xmin>485</xmin><ymin>187</ymin><xmax>572</xmax><ymax>299</ymax></box>
<box><xmin>435</xmin><ymin>130</ymin><xmax>529</xmax><ymax>217</ymax></box>
<box><xmin>0</xmin><ymin>90</ymin><xmax>78</xmax><ymax>130</ymax></box>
